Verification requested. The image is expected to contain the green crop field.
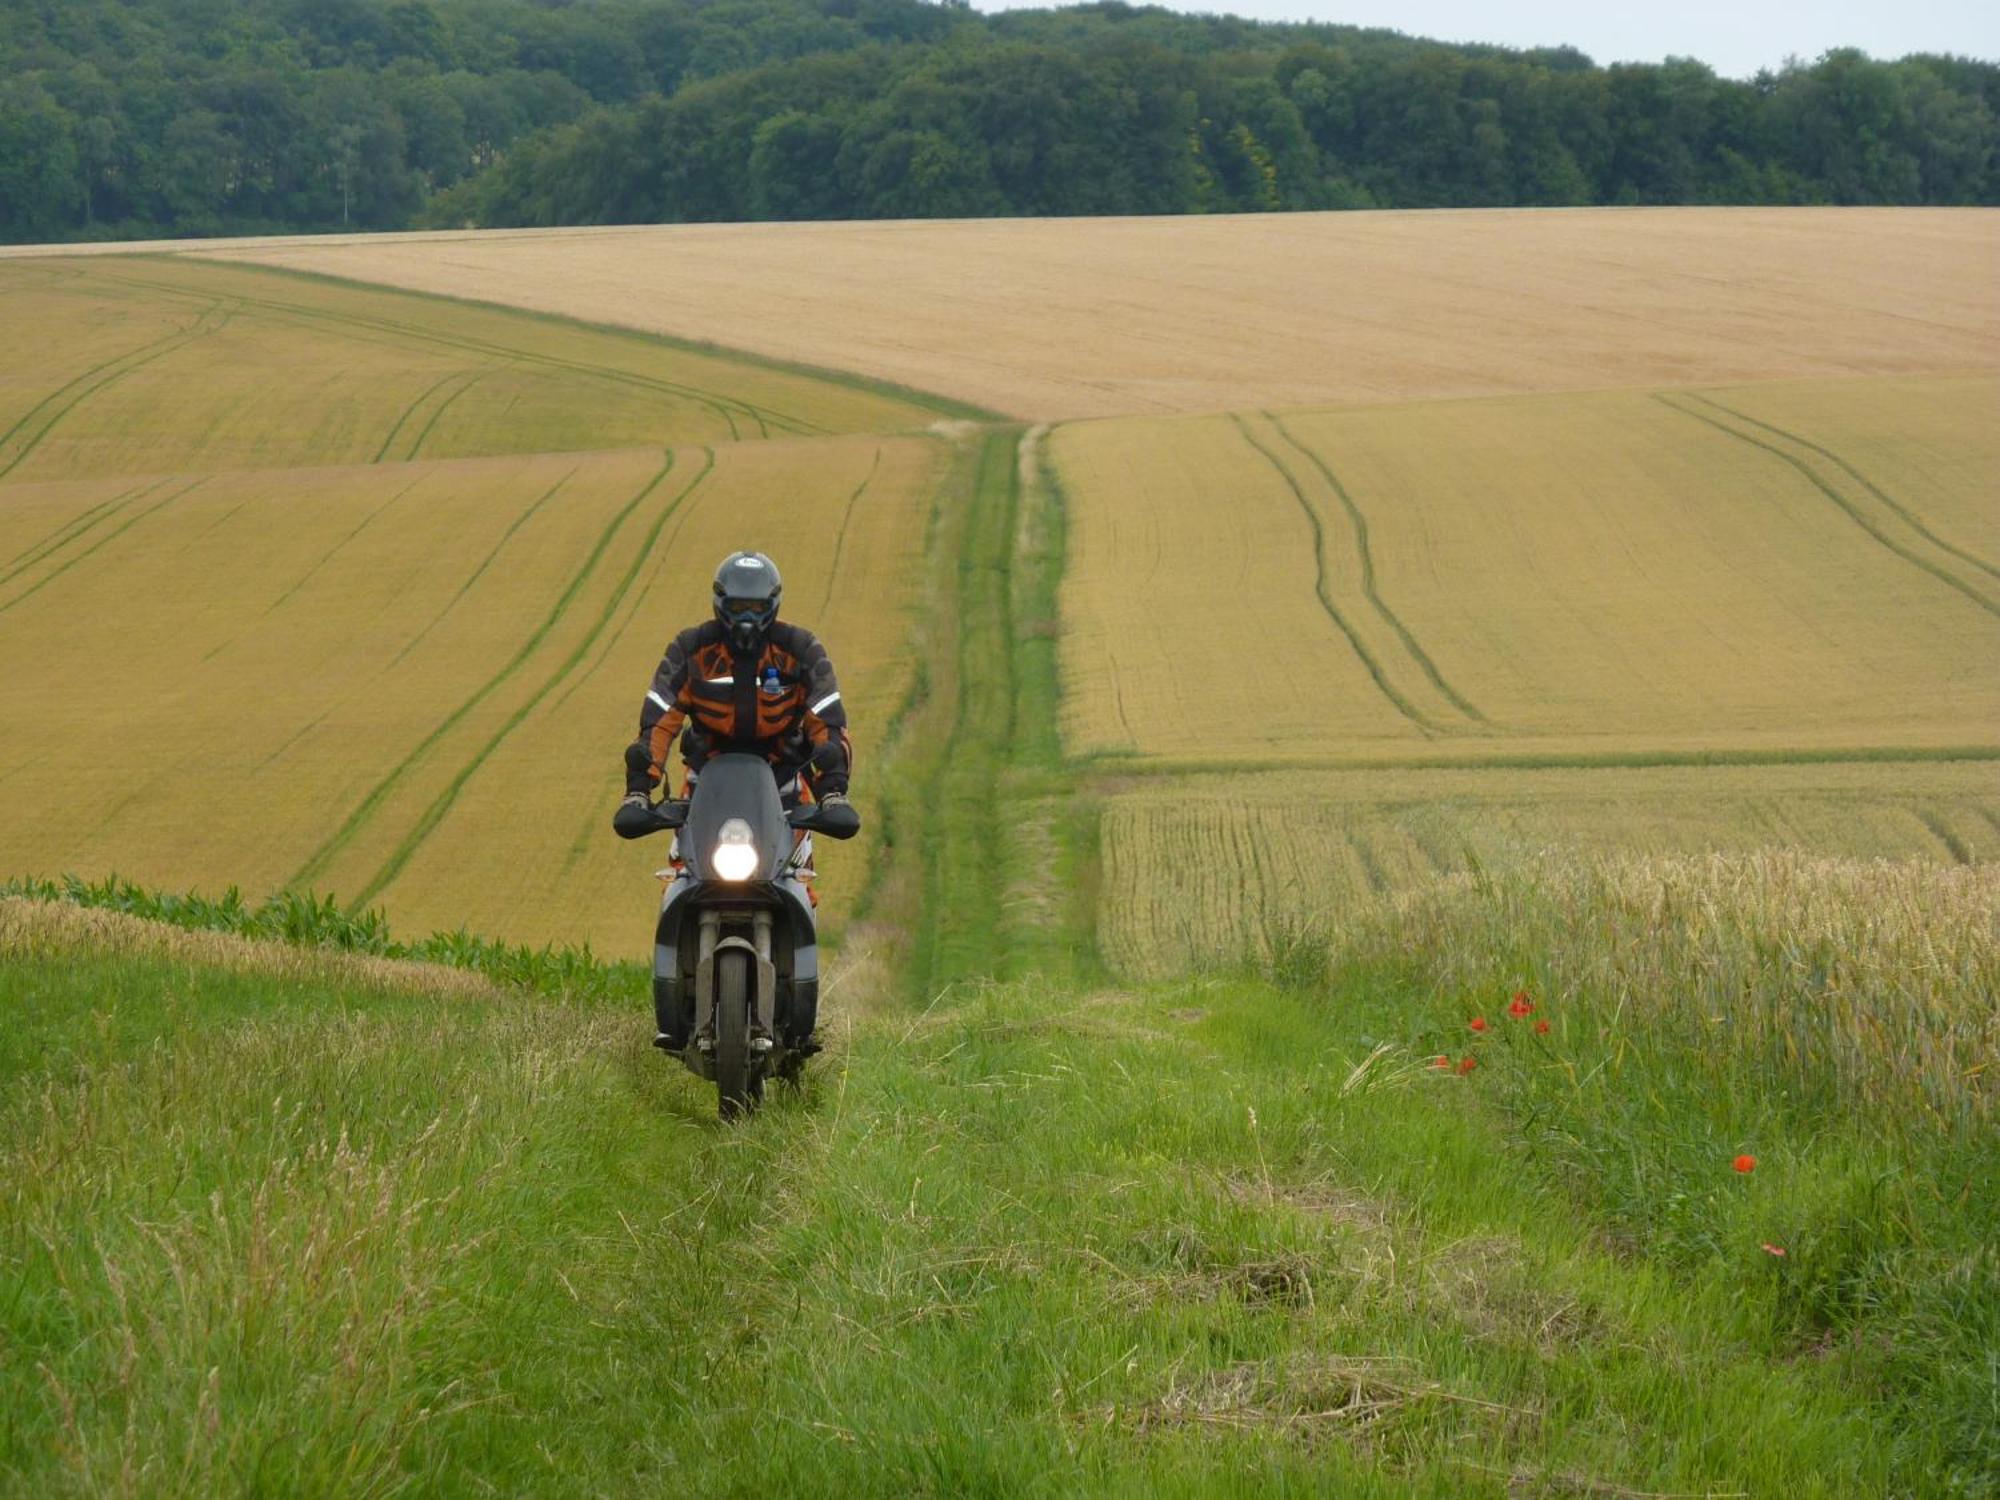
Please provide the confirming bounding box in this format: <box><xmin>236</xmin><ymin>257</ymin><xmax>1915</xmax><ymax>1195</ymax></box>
<box><xmin>3</xmin><ymin>212</ymin><xmax>1996</xmax><ymax>1495</ymax></box>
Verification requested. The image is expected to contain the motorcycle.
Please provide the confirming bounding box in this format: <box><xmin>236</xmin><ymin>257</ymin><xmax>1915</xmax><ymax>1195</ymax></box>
<box><xmin>612</xmin><ymin>753</ymin><xmax>860</xmax><ymax>1118</ymax></box>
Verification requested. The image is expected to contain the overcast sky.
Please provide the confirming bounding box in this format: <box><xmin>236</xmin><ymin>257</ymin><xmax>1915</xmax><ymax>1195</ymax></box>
<box><xmin>974</xmin><ymin>0</ymin><xmax>2000</xmax><ymax>79</ymax></box>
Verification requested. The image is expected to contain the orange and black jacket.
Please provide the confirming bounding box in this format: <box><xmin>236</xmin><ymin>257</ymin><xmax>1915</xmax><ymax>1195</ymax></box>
<box><xmin>626</xmin><ymin>620</ymin><xmax>850</xmax><ymax>796</ymax></box>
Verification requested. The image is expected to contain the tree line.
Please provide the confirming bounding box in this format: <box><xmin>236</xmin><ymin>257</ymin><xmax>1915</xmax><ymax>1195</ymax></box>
<box><xmin>3</xmin><ymin>0</ymin><xmax>1994</xmax><ymax>243</ymax></box>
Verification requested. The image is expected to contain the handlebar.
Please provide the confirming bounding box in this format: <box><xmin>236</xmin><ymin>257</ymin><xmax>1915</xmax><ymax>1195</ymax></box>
<box><xmin>611</xmin><ymin>796</ymin><xmax>860</xmax><ymax>841</ymax></box>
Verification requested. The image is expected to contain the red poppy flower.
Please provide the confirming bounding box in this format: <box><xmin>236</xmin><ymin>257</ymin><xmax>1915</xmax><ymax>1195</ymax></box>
<box><xmin>1430</xmin><ymin>1055</ymin><xmax>1450</xmax><ymax>1069</ymax></box>
<box><xmin>1458</xmin><ymin>1056</ymin><xmax>1477</xmax><ymax>1074</ymax></box>
<box><xmin>1468</xmin><ymin>1017</ymin><xmax>1488</xmax><ymax>1033</ymax></box>
<box><xmin>1733</xmin><ymin>1154</ymin><xmax>1757</xmax><ymax>1174</ymax></box>
<box><xmin>1534</xmin><ymin>1019</ymin><xmax>1551</xmax><ymax>1034</ymax></box>
<box><xmin>1761</xmin><ymin>1243</ymin><xmax>1787</xmax><ymax>1257</ymax></box>
<box><xmin>1508</xmin><ymin>990</ymin><xmax>1534</xmax><ymax>1017</ymax></box>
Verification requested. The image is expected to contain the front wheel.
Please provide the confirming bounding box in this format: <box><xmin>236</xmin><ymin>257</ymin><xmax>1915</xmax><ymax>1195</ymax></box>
<box><xmin>713</xmin><ymin>948</ymin><xmax>761</xmax><ymax>1120</ymax></box>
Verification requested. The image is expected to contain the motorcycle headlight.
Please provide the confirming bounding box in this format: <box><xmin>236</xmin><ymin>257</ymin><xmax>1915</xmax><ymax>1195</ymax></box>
<box><xmin>710</xmin><ymin>818</ymin><xmax>761</xmax><ymax>882</ymax></box>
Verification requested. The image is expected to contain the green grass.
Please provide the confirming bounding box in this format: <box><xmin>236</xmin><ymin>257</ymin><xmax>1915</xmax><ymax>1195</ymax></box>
<box><xmin>7</xmin><ymin>916</ymin><xmax>1958</xmax><ymax>1495</ymax></box>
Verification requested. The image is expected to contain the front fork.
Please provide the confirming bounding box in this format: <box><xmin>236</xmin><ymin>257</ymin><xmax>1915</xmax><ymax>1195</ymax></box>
<box><xmin>691</xmin><ymin>908</ymin><xmax>779</xmax><ymax>1056</ymax></box>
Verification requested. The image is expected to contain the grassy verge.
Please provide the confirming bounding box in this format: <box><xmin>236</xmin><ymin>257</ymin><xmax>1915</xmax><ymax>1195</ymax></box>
<box><xmin>1300</xmin><ymin>851</ymin><xmax>1999</xmax><ymax>1490</ymax></box>
<box><xmin>1</xmin><ymin>901</ymin><xmax>1919</xmax><ymax>1497</ymax></box>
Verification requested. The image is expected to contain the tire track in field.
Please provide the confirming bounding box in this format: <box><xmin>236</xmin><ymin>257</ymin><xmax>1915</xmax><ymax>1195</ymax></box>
<box><xmin>197</xmin><ymin>475</ymin><xmax>433</xmax><ymax>664</ymax></box>
<box><xmin>551</xmin><ymin>448</ymin><xmax>722</xmax><ymax>713</ymax></box>
<box><xmin>544</xmin><ymin>436</ymin><xmax>733</xmax><ymax>874</ymax></box>
<box><xmin>0</xmin><ymin>476</ymin><xmax>204</xmax><ymax>618</ymax></box>
<box><xmin>0</xmin><ymin>483</ymin><xmax>149</xmax><ymax>584</ymax></box>
<box><xmin>1685</xmin><ymin>393</ymin><xmax>2000</xmax><ymax>585</ymax></box>
<box><xmin>372</xmin><ymin>370</ymin><xmax>469</xmax><ymax>463</ymax></box>
<box><xmin>818</xmin><ymin>446</ymin><xmax>884</xmax><ymax>617</ymax></box>
<box><xmin>288</xmin><ymin>451</ymin><xmax>681</xmax><ymax>893</ymax></box>
<box><xmin>1227</xmin><ymin>414</ymin><xmax>1440</xmax><ymax>736</ymax></box>
<box><xmin>404</xmin><ymin>371</ymin><xmax>490</xmax><ymax>459</ymax></box>
<box><xmin>1656</xmin><ymin>394</ymin><xmax>2000</xmax><ymax>623</ymax></box>
<box><xmin>347</xmin><ymin>450</ymin><xmax>717</xmax><ymax>910</ymax></box>
<box><xmin>266</xmin><ymin>474</ymin><xmax>429</xmax><ymax>614</ymax></box>
<box><xmin>98</xmin><ymin>267</ymin><xmax>817</xmax><ymax>442</ymax></box>
<box><xmin>0</xmin><ymin>302</ymin><xmax>233</xmax><ymax>482</ymax></box>
<box><xmin>1266</xmin><ymin>412</ymin><xmax>1488</xmax><ymax>724</ymax></box>
<box><xmin>389</xmin><ymin>468</ymin><xmax>581</xmax><ymax>668</ymax></box>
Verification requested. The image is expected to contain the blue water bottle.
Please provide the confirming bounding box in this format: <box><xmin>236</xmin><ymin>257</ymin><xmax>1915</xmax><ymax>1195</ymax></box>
<box><xmin>762</xmin><ymin>666</ymin><xmax>781</xmax><ymax>695</ymax></box>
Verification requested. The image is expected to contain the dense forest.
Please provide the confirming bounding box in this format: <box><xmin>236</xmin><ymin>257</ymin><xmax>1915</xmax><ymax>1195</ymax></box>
<box><xmin>3</xmin><ymin>0</ymin><xmax>1995</xmax><ymax>242</ymax></box>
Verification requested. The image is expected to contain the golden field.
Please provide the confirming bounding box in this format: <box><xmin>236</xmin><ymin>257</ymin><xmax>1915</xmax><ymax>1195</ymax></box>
<box><xmin>9</xmin><ymin>208</ymin><xmax>1995</xmax><ymax>420</ymax></box>
<box><xmin>1094</xmin><ymin>761</ymin><xmax>2000</xmax><ymax>976</ymax></box>
<box><xmin>0</xmin><ymin>259</ymin><xmax>951</xmax><ymax>946</ymax></box>
<box><xmin>1055</xmin><ymin>376</ymin><xmax>2000</xmax><ymax>761</ymax></box>
<box><xmin>2</xmin><ymin>212</ymin><xmax>1995</xmax><ymax>968</ymax></box>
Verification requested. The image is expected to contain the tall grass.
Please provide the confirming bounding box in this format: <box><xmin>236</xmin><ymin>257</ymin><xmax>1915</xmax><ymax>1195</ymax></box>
<box><xmin>1307</xmin><ymin>851</ymin><xmax>1999</xmax><ymax>1488</ymax></box>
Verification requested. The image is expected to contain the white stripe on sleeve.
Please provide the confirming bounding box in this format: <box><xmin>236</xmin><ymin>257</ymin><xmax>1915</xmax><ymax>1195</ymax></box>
<box><xmin>811</xmin><ymin>691</ymin><xmax>841</xmax><ymax>714</ymax></box>
<box><xmin>646</xmin><ymin>690</ymin><xmax>671</xmax><ymax>712</ymax></box>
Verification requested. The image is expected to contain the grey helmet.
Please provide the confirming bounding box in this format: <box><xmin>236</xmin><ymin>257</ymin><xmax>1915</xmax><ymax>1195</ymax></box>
<box><xmin>713</xmin><ymin>551</ymin><xmax>782</xmax><ymax>652</ymax></box>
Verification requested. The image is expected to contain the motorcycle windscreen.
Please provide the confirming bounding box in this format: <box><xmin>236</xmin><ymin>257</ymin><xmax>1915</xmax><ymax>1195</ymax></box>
<box><xmin>683</xmin><ymin>753</ymin><xmax>792</xmax><ymax>883</ymax></box>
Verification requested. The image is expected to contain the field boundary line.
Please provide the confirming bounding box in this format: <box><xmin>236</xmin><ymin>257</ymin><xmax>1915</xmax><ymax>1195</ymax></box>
<box><xmin>1265</xmin><ymin>410</ymin><xmax>1488</xmax><ymax>723</ymax></box>
<box><xmin>1655</xmin><ymin>394</ymin><xmax>2000</xmax><ymax>623</ymax></box>
<box><xmin>0</xmin><ymin>476</ymin><xmax>204</xmax><ymax>618</ymax></box>
<box><xmin>1226</xmin><ymin>413</ymin><xmax>1440</xmax><ymax>736</ymax></box>
<box><xmin>288</xmin><ymin>450</ymin><xmax>681</xmax><ymax>892</ymax></box>
<box><xmin>100</xmin><ymin>261</ymin><xmax>815</xmax><ymax>443</ymax></box>
<box><xmin>346</xmin><ymin>449</ymin><xmax>717</xmax><ymax>909</ymax></box>
<box><xmin>1686</xmin><ymin>392</ymin><xmax>2000</xmax><ymax>585</ymax></box>
<box><xmin>1085</xmin><ymin>743</ymin><xmax>2000</xmax><ymax>779</ymax></box>
<box><xmin>174</xmin><ymin>253</ymin><xmax>1010</xmax><ymax>426</ymax></box>
<box><xmin>0</xmin><ymin>302</ymin><xmax>233</xmax><ymax>482</ymax></box>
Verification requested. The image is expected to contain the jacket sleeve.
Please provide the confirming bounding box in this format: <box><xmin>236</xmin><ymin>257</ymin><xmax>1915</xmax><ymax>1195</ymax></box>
<box><xmin>625</xmin><ymin>630</ymin><xmax>696</xmax><ymax>794</ymax></box>
<box><xmin>795</xmin><ymin>629</ymin><xmax>852</xmax><ymax>794</ymax></box>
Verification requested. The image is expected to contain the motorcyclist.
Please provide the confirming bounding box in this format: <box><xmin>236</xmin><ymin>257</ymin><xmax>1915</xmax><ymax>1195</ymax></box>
<box><xmin>620</xmin><ymin>551</ymin><xmax>852</xmax><ymax>883</ymax></box>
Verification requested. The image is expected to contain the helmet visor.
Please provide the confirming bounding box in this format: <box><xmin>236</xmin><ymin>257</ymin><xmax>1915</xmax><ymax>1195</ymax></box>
<box><xmin>721</xmin><ymin>597</ymin><xmax>772</xmax><ymax>620</ymax></box>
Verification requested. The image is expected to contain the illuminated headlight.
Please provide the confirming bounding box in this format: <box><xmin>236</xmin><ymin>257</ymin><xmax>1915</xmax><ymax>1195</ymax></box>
<box><xmin>710</xmin><ymin>818</ymin><xmax>761</xmax><ymax>882</ymax></box>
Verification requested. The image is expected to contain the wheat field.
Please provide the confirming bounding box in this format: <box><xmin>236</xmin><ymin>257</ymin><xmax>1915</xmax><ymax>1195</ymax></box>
<box><xmin>1055</xmin><ymin>376</ymin><xmax>2000</xmax><ymax>761</ymax></box>
<box><xmin>11</xmin><ymin>208</ymin><xmax>1995</xmax><ymax>420</ymax></box>
<box><xmin>0</xmin><ymin>260</ymin><xmax>952</xmax><ymax>946</ymax></box>
<box><xmin>1095</xmin><ymin>760</ymin><xmax>2000</xmax><ymax>976</ymax></box>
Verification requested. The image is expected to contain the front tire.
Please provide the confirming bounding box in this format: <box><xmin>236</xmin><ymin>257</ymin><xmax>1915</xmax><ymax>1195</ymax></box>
<box><xmin>713</xmin><ymin>949</ymin><xmax>761</xmax><ymax>1119</ymax></box>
